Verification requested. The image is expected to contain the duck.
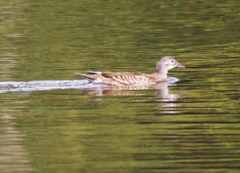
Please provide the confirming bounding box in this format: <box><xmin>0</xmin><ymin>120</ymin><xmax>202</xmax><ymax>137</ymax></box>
<box><xmin>75</xmin><ymin>56</ymin><xmax>185</xmax><ymax>86</ymax></box>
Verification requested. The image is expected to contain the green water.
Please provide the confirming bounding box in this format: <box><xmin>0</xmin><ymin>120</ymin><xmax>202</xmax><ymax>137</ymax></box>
<box><xmin>0</xmin><ymin>0</ymin><xmax>239</xmax><ymax>173</ymax></box>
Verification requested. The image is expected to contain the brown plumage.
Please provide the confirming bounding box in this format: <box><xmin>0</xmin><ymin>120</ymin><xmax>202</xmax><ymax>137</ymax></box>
<box><xmin>75</xmin><ymin>56</ymin><xmax>185</xmax><ymax>86</ymax></box>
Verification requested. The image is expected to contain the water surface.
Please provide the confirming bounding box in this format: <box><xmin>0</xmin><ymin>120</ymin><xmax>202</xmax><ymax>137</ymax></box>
<box><xmin>0</xmin><ymin>0</ymin><xmax>239</xmax><ymax>173</ymax></box>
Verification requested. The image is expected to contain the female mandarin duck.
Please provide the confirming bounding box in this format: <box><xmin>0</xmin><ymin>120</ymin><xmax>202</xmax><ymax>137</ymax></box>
<box><xmin>75</xmin><ymin>56</ymin><xmax>185</xmax><ymax>86</ymax></box>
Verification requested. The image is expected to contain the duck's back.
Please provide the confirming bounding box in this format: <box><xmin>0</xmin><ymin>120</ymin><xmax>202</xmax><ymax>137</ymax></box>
<box><xmin>76</xmin><ymin>71</ymin><xmax>160</xmax><ymax>86</ymax></box>
<box><xmin>101</xmin><ymin>72</ymin><xmax>152</xmax><ymax>86</ymax></box>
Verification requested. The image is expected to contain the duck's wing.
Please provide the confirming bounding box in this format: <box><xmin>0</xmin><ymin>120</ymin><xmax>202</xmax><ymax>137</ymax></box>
<box><xmin>75</xmin><ymin>71</ymin><xmax>155</xmax><ymax>86</ymax></box>
<box><xmin>101</xmin><ymin>72</ymin><xmax>154</xmax><ymax>85</ymax></box>
<box><xmin>101</xmin><ymin>72</ymin><xmax>142</xmax><ymax>78</ymax></box>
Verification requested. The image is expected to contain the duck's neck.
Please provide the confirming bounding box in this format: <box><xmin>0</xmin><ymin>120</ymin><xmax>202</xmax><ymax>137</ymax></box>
<box><xmin>153</xmin><ymin>72</ymin><xmax>168</xmax><ymax>81</ymax></box>
<box><xmin>155</xmin><ymin>66</ymin><xmax>168</xmax><ymax>79</ymax></box>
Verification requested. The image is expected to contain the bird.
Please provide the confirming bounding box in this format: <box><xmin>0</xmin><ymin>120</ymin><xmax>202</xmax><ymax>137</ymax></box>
<box><xmin>75</xmin><ymin>56</ymin><xmax>185</xmax><ymax>86</ymax></box>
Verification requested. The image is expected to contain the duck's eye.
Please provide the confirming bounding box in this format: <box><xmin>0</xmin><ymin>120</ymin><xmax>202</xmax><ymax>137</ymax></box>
<box><xmin>171</xmin><ymin>60</ymin><xmax>175</xmax><ymax>64</ymax></box>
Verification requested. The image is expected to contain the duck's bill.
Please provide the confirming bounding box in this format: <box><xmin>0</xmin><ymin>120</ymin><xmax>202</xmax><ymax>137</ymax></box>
<box><xmin>176</xmin><ymin>63</ymin><xmax>185</xmax><ymax>68</ymax></box>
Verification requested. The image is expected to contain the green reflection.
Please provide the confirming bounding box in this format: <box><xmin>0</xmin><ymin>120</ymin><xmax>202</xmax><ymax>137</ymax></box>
<box><xmin>0</xmin><ymin>0</ymin><xmax>239</xmax><ymax>173</ymax></box>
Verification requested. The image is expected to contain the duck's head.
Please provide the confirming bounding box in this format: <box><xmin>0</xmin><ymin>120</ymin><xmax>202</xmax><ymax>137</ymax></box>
<box><xmin>156</xmin><ymin>56</ymin><xmax>185</xmax><ymax>74</ymax></box>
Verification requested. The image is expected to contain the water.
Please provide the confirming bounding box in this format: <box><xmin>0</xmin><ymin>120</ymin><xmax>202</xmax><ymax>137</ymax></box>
<box><xmin>0</xmin><ymin>77</ymin><xmax>179</xmax><ymax>93</ymax></box>
<box><xmin>0</xmin><ymin>0</ymin><xmax>239</xmax><ymax>173</ymax></box>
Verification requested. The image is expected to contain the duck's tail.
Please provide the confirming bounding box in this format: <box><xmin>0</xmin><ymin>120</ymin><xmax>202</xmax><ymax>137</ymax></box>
<box><xmin>74</xmin><ymin>72</ymin><xmax>99</xmax><ymax>80</ymax></box>
<box><xmin>87</xmin><ymin>70</ymin><xmax>102</xmax><ymax>75</ymax></box>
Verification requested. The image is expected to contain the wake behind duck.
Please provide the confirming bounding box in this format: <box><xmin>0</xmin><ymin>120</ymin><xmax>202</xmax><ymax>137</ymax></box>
<box><xmin>0</xmin><ymin>77</ymin><xmax>179</xmax><ymax>93</ymax></box>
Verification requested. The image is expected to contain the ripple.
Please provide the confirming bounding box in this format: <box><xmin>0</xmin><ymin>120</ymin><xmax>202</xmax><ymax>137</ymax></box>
<box><xmin>0</xmin><ymin>77</ymin><xmax>179</xmax><ymax>93</ymax></box>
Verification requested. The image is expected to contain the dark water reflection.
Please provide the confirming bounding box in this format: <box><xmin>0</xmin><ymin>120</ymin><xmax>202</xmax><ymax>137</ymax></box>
<box><xmin>0</xmin><ymin>0</ymin><xmax>240</xmax><ymax>173</ymax></box>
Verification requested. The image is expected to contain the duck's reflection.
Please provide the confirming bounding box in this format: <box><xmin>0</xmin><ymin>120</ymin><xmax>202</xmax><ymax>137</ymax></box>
<box><xmin>82</xmin><ymin>82</ymin><xmax>183</xmax><ymax>113</ymax></box>
<box><xmin>82</xmin><ymin>82</ymin><xmax>183</xmax><ymax>101</ymax></box>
